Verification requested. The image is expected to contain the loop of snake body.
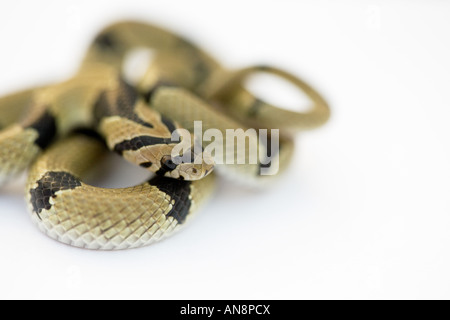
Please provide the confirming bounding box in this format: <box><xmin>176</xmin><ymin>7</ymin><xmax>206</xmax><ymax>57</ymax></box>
<box><xmin>0</xmin><ymin>21</ymin><xmax>330</xmax><ymax>250</ymax></box>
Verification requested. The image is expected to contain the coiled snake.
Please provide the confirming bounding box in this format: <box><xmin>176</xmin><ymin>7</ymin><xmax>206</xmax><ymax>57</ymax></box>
<box><xmin>0</xmin><ymin>21</ymin><xmax>330</xmax><ymax>250</ymax></box>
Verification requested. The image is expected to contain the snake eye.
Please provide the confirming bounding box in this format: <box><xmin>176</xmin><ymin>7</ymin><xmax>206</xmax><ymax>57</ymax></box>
<box><xmin>161</xmin><ymin>155</ymin><xmax>177</xmax><ymax>170</ymax></box>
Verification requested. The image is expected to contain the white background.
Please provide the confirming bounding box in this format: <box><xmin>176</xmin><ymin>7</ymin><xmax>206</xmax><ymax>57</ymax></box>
<box><xmin>0</xmin><ymin>0</ymin><xmax>449</xmax><ymax>300</ymax></box>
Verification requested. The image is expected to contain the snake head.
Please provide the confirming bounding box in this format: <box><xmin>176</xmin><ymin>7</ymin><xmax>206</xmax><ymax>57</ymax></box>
<box><xmin>171</xmin><ymin>149</ymin><xmax>214</xmax><ymax>181</ymax></box>
<box><xmin>144</xmin><ymin>143</ymin><xmax>214</xmax><ymax>181</ymax></box>
<box><xmin>161</xmin><ymin>145</ymin><xmax>214</xmax><ymax>181</ymax></box>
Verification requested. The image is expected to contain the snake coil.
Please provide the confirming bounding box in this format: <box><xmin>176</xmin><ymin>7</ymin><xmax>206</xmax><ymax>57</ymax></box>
<box><xmin>0</xmin><ymin>21</ymin><xmax>330</xmax><ymax>250</ymax></box>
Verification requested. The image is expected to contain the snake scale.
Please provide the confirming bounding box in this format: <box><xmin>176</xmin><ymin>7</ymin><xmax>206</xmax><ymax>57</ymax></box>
<box><xmin>0</xmin><ymin>21</ymin><xmax>330</xmax><ymax>250</ymax></box>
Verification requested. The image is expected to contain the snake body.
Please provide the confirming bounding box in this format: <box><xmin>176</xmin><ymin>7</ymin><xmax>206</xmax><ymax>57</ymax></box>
<box><xmin>27</xmin><ymin>134</ymin><xmax>214</xmax><ymax>250</ymax></box>
<box><xmin>0</xmin><ymin>21</ymin><xmax>330</xmax><ymax>250</ymax></box>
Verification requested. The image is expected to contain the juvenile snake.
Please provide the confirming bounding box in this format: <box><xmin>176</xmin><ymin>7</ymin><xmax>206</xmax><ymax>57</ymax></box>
<box><xmin>0</xmin><ymin>21</ymin><xmax>330</xmax><ymax>250</ymax></box>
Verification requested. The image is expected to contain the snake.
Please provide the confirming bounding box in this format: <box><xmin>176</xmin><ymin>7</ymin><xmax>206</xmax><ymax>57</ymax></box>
<box><xmin>0</xmin><ymin>21</ymin><xmax>330</xmax><ymax>250</ymax></box>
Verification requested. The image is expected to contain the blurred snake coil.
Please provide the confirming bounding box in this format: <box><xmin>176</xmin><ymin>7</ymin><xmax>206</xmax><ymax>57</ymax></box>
<box><xmin>0</xmin><ymin>21</ymin><xmax>330</xmax><ymax>250</ymax></box>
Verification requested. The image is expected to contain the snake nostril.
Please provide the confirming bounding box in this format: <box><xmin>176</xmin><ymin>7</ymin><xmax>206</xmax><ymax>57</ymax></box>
<box><xmin>191</xmin><ymin>168</ymin><xmax>198</xmax><ymax>175</ymax></box>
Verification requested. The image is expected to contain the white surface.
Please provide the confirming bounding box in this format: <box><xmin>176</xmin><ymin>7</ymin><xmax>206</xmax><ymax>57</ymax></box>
<box><xmin>0</xmin><ymin>0</ymin><xmax>449</xmax><ymax>300</ymax></box>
